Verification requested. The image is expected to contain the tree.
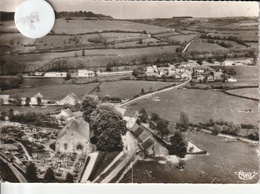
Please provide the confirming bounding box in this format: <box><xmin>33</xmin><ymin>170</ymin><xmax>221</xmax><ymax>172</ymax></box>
<box><xmin>150</xmin><ymin>113</ymin><xmax>159</xmax><ymax>121</ymax></box>
<box><xmin>44</xmin><ymin>168</ymin><xmax>55</xmax><ymax>182</ymax></box>
<box><xmin>82</xmin><ymin>49</ymin><xmax>85</xmax><ymax>56</ymax></box>
<box><xmin>139</xmin><ymin>108</ymin><xmax>148</xmax><ymax>123</ymax></box>
<box><xmin>37</xmin><ymin>97</ymin><xmax>42</xmax><ymax>105</ymax></box>
<box><xmin>179</xmin><ymin>112</ymin><xmax>189</xmax><ymax>131</ymax></box>
<box><xmin>66</xmin><ymin>173</ymin><xmax>74</xmax><ymax>183</ymax></box>
<box><xmin>25</xmin><ymin>97</ymin><xmax>31</xmax><ymax>106</ymax></box>
<box><xmin>106</xmin><ymin>63</ymin><xmax>112</xmax><ymax>72</ymax></box>
<box><xmin>141</xmin><ymin>88</ymin><xmax>145</xmax><ymax>94</ymax></box>
<box><xmin>81</xmin><ymin>95</ymin><xmax>100</xmax><ymax>122</ymax></box>
<box><xmin>90</xmin><ymin>105</ymin><xmax>127</xmax><ymax>151</ymax></box>
<box><xmin>212</xmin><ymin>124</ymin><xmax>221</xmax><ymax>135</ymax></box>
<box><xmin>26</xmin><ymin>162</ymin><xmax>38</xmax><ymax>182</ymax></box>
<box><xmin>155</xmin><ymin>119</ymin><xmax>170</xmax><ymax>138</ymax></box>
<box><xmin>65</xmin><ymin>71</ymin><xmax>71</xmax><ymax>81</ymax></box>
<box><xmin>168</xmin><ymin>131</ymin><xmax>187</xmax><ymax>158</ymax></box>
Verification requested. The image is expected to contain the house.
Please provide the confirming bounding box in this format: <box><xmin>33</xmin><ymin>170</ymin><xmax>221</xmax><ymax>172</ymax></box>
<box><xmin>56</xmin><ymin>109</ymin><xmax>74</xmax><ymax>121</ymax></box>
<box><xmin>30</xmin><ymin>93</ymin><xmax>43</xmax><ymax>105</ymax></box>
<box><xmin>58</xmin><ymin>92</ymin><xmax>79</xmax><ymax>106</ymax></box>
<box><xmin>228</xmin><ymin>77</ymin><xmax>237</xmax><ymax>82</ymax></box>
<box><xmin>44</xmin><ymin>72</ymin><xmax>67</xmax><ymax>77</ymax></box>
<box><xmin>78</xmin><ymin>70</ymin><xmax>95</xmax><ymax>77</ymax></box>
<box><xmin>0</xmin><ymin>95</ymin><xmax>10</xmax><ymax>105</ymax></box>
<box><xmin>115</xmin><ymin>107</ymin><xmax>139</xmax><ymax>128</ymax></box>
<box><xmin>222</xmin><ymin>58</ymin><xmax>253</xmax><ymax>66</ymax></box>
<box><xmin>181</xmin><ymin>70</ymin><xmax>192</xmax><ymax>80</ymax></box>
<box><xmin>146</xmin><ymin>65</ymin><xmax>158</xmax><ymax>77</ymax></box>
<box><xmin>193</xmin><ymin>66</ymin><xmax>215</xmax><ymax>75</ymax></box>
<box><xmin>214</xmin><ymin>71</ymin><xmax>223</xmax><ymax>81</ymax></box>
<box><xmin>55</xmin><ymin>118</ymin><xmax>92</xmax><ymax>154</ymax></box>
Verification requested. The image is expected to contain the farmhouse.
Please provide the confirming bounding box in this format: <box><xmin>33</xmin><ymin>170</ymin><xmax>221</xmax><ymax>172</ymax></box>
<box><xmin>78</xmin><ymin>69</ymin><xmax>95</xmax><ymax>77</ymax></box>
<box><xmin>146</xmin><ymin>65</ymin><xmax>158</xmax><ymax>76</ymax></box>
<box><xmin>55</xmin><ymin>118</ymin><xmax>92</xmax><ymax>154</ymax></box>
<box><xmin>0</xmin><ymin>95</ymin><xmax>10</xmax><ymax>105</ymax></box>
<box><xmin>58</xmin><ymin>92</ymin><xmax>79</xmax><ymax>106</ymax></box>
<box><xmin>222</xmin><ymin>58</ymin><xmax>253</xmax><ymax>66</ymax></box>
<box><xmin>44</xmin><ymin>72</ymin><xmax>67</xmax><ymax>77</ymax></box>
<box><xmin>31</xmin><ymin>93</ymin><xmax>43</xmax><ymax>105</ymax></box>
<box><xmin>116</xmin><ymin>107</ymin><xmax>139</xmax><ymax>128</ymax></box>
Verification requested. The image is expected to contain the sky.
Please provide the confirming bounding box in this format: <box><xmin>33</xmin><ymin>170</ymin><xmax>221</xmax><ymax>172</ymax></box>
<box><xmin>0</xmin><ymin>0</ymin><xmax>259</xmax><ymax>19</ymax></box>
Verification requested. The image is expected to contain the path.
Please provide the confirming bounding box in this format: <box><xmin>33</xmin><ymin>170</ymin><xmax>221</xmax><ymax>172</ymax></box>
<box><xmin>0</xmin><ymin>154</ymin><xmax>27</xmax><ymax>183</ymax></box>
<box><xmin>80</xmin><ymin>152</ymin><xmax>98</xmax><ymax>183</ymax></box>
<box><xmin>182</xmin><ymin>36</ymin><xmax>200</xmax><ymax>53</ymax></box>
<box><xmin>17</xmin><ymin>142</ymin><xmax>32</xmax><ymax>161</ymax></box>
<box><xmin>120</xmin><ymin>78</ymin><xmax>191</xmax><ymax>107</ymax></box>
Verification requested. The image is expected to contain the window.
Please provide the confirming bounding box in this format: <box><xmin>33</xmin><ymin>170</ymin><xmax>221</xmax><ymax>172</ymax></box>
<box><xmin>76</xmin><ymin>144</ymin><xmax>83</xmax><ymax>151</ymax></box>
<box><xmin>64</xmin><ymin>143</ymin><xmax>67</xmax><ymax>150</ymax></box>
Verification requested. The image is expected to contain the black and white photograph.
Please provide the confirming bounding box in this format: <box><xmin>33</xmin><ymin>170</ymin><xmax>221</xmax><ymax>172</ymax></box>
<box><xmin>0</xmin><ymin>0</ymin><xmax>259</xmax><ymax>184</ymax></box>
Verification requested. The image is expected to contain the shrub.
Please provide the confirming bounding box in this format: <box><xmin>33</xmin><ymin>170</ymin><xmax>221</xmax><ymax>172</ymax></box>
<box><xmin>212</xmin><ymin>124</ymin><xmax>221</xmax><ymax>135</ymax></box>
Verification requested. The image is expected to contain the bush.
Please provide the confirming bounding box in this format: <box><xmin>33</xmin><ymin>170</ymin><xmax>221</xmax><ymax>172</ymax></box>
<box><xmin>248</xmin><ymin>133</ymin><xmax>259</xmax><ymax>141</ymax></box>
<box><xmin>212</xmin><ymin>124</ymin><xmax>221</xmax><ymax>135</ymax></box>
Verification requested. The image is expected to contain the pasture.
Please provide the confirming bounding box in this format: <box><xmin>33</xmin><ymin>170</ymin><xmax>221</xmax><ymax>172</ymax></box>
<box><xmin>1</xmin><ymin>78</ymin><xmax>99</xmax><ymax>100</ymax></box>
<box><xmin>226</xmin><ymin>88</ymin><xmax>259</xmax><ymax>100</ymax></box>
<box><xmin>208</xmin><ymin>30</ymin><xmax>258</xmax><ymax>42</ymax></box>
<box><xmin>124</xmin><ymin>89</ymin><xmax>258</xmax><ymax>125</ymax></box>
<box><xmin>93</xmin><ymin>80</ymin><xmax>173</xmax><ymax>100</ymax></box>
<box><xmin>168</xmin><ymin>34</ymin><xmax>198</xmax><ymax>43</ymax></box>
<box><xmin>187</xmin><ymin>41</ymin><xmax>227</xmax><ymax>52</ymax></box>
<box><xmin>52</xmin><ymin>19</ymin><xmax>171</xmax><ymax>34</ymax></box>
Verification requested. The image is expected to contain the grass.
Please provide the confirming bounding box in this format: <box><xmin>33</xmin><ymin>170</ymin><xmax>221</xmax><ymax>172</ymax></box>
<box><xmin>1</xmin><ymin>79</ymin><xmax>99</xmax><ymax>100</ymax></box>
<box><xmin>226</xmin><ymin>88</ymin><xmax>259</xmax><ymax>100</ymax></box>
<box><xmin>121</xmin><ymin>131</ymin><xmax>259</xmax><ymax>183</ymax></box>
<box><xmin>168</xmin><ymin>34</ymin><xmax>199</xmax><ymax>43</ymax></box>
<box><xmin>124</xmin><ymin>89</ymin><xmax>258</xmax><ymax>125</ymax></box>
<box><xmin>93</xmin><ymin>80</ymin><xmax>174</xmax><ymax>100</ymax></box>
<box><xmin>188</xmin><ymin>41</ymin><xmax>227</xmax><ymax>52</ymax></box>
<box><xmin>53</xmin><ymin>19</ymin><xmax>170</xmax><ymax>34</ymax></box>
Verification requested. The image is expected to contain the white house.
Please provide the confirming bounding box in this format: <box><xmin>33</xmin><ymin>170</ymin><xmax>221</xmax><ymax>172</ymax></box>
<box><xmin>58</xmin><ymin>92</ymin><xmax>79</xmax><ymax>106</ymax></box>
<box><xmin>78</xmin><ymin>70</ymin><xmax>95</xmax><ymax>77</ymax></box>
<box><xmin>116</xmin><ymin>107</ymin><xmax>139</xmax><ymax>128</ymax></box>
<box><xmin>0</xmin><ymin>95</ymin><xmax>10</xmax><ymax>105</ymax></box>
<box><xmin>44</xmin><ymin>72</ymin><xmax>67</xmax><ymax>77</ymax></box>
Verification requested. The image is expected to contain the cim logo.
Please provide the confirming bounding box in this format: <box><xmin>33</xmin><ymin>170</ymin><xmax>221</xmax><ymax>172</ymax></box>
<box><xmin>234</xmin><ymin>170</ymin><xmax>258</xmax><ymax>181</ymax></box>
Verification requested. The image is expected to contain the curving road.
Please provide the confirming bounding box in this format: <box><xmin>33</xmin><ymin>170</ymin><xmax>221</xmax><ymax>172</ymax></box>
<box><xmin>120</xmin><ymin>77</ymin><xmax>191</xmax><ymax>107</ymax></box>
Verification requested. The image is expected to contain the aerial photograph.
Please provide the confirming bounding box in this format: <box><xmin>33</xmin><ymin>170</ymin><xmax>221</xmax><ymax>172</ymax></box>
<box><xmin>0</xmin><ymin>0</ymin><xmax>259</xmax><ymax>183</ymax></box>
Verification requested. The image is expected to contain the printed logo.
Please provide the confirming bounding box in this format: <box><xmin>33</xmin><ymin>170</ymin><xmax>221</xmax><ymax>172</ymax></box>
<box><xmin>234</xmin><ymin>170</ymin><xmax>258</xmax><ymax>180</ymax></box>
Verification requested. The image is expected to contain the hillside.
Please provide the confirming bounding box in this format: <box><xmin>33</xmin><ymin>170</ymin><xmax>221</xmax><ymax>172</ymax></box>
<box><xmin>0</xmin><ymin>11</ymin><xmax>113</xmax><ymax>22</ymax></box>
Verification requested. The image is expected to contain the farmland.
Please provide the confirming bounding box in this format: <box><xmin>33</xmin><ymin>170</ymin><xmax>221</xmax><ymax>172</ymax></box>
<box><xmin>226</xmin><ymin>88</ymin><xmax>259</xmax><ymax>100</ymax></box>
<box><xmin>124</xmin><ymin>89</ymin><xmax>258</xmax><ymax>125</ymax></box>
<box><xmin>52</xmin><ymin>19</ymin><xmax>171</xmax><ymax>34</ymax></box>
<box><xmin>93</xmin><ymin>80</ymin><xmax>174</xmax><ymax>100</ymax></box>
<box><xmin>1</xmin><ymin>78</ymin><xmax>99</xmax><ymax>100</ymax></box>
<box><xmin>187</xmin><ymin>40</ymin><xmax>227</xmax><ymax>52</ymax></box>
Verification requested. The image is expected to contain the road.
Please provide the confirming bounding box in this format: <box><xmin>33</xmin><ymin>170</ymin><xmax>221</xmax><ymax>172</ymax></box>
<box><xmin>182</xmin><ymin>36</ymin><xmax>200</xmax><ymax>53</ymax></box>
<box><xmin>120</xmin><ymin>77</ymin><xmax>191</xmax><ymax>107</ymax></box>
<box><xmin>0</xmin><ymin>154</ymin><xmax>27</xmax><ymax>183</ymax></box>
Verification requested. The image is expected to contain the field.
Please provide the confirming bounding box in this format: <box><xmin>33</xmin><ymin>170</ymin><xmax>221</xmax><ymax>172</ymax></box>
<box><xmin>1</xmin><ymin>78</ymin><xmax>99</xmax><ymax>100</ymax></box>
<box><xmin>168</xmin><ymin>34</ymin><xmax>199</xmax><ymax>43</ymax></box>
<box><xmin>121</xmin><ymin>131</ymin><xmax>259</xmax><ymax>183</ymax></box>
<box><xmin>208</xmin><ymin>30</ymin><xmax>258</xmax><ymax>42</ymax></box>
<box><xmin>226</xmin><ymin>88</ymin><xmax>259</xmax><ymax>100</ymax></box>
<box><xmin>53</xmin><ymin>19</ymin><xmax>171</xmax><ymax>34</ymax></box>
<box><xmin>124</xmin><ymin>89</ymin><xmax>258</xmax><ymax>125</ymax></box>
<box><xmin>187</xmin><ymin>41</ymin><xmax>227</xmax><ymax>52</ymax></box>
<box><xmin>93</xmin><ymin>80</ymin><xmax>174</xmax><ymax>100</ymax></box>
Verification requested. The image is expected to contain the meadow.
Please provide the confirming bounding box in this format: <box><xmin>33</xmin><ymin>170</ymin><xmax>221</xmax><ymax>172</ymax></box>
<box><xmin>124</xmin><ymin>89</ymin><xmax>258</xmax><ymax>125</ymax></box>
<box><xmin>226</xmin><ymin>88</ymin><xmax>259</xmax><ymax>100</ymax></box>
<box><xmin>52</xmin><ymin>19</ymin><xmax>170</xmax><ymax>34</ymax></box>
<box><xmin>93</xmin><ymin>80</ymin><xmax>173</xmax><ymax>100</ymax></box>
<box><xmin>187</xmin><ymin>41</ymin><xmax>227</xmax><ymax>52</ymax></box>
<box><xmin>168</xmin><ymin>34</ymin><xmax>199</xmax><ymax>44</ymax></box>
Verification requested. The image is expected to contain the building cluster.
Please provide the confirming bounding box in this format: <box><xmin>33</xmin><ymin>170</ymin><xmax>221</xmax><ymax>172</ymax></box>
<box><xmin>0</xmin><ymin>92</ymin><xmax>80</xmax><ymax>107</ymax></box>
